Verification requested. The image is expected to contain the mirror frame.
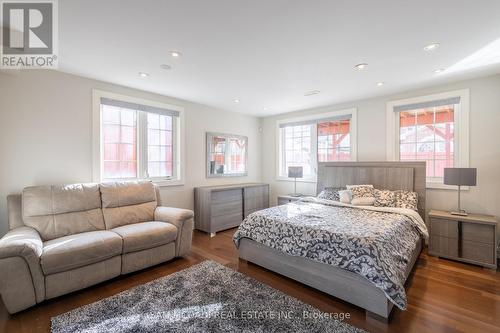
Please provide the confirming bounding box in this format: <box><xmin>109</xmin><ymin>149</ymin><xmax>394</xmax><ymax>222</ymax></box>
<box><xmin>206</xmin><ymin>132</ymin><xmax>248</xmax><ymax>178</ymax></box>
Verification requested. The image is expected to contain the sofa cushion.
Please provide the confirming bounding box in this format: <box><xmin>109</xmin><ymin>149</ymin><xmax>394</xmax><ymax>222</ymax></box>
<box><xmin>22</xmin><ymin>184</ymin><xmax>105</xmax><ymax>241</ymax></box>
<box><xmin>111</xmin><ymin>222</ymin><xmax>177</xmax><ymax>253</ymax></box>
<box><xmin>41</xmin><ymin>231</ymin><xmax>122</xmax><ymax>275</ymax></box>
<box><xmin>100</xmin><ymin>181</ymin><xmax>157</xmax><ymax>229</ymax></box>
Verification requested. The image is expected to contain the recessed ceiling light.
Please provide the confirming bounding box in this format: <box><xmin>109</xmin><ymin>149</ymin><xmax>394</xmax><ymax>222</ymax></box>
<box><xmin>263</xmin><ymin>107</ymin><xmax>268</xmax><ymax>111</ymax></box>
<box><xmin>433</xmin><ymin>68</ymin><xmax>445</xmax><ymax>74</ymax></box>
<box><xmin>424</xmin><ymin>43</ymin><xmax>440</xmax><ymax>51</ymax></box>
<box><xmin>138</xmin><ymin>72</ymin><xmax>149</xmax><ymax>77</ymax></box>
<box><xmin>233</xmin><ymin>99</ymin><xmax>240</xmax><ymax>103</ymax></box>
<box><xmin>160</xmin><ymin>64</ymin><xmax>171</xmax><ymax>70</ymax></box>
<box><xmin>376</xmin><ymin>82</ymin><xmax>385</xmax><ymax>86</ymax></box>
<box><xmin>170</xmin><ymin>50</ymin><xmax>182</xmax><ymax>58</ymax></box>
<box><xmin>304</xmin><ymin>90</ymin><xmax>321</xmax><ymax>96</ymax></box>
<box><xmin>354</xmin><ymin>63</ymin><xmax>368</xmax><ymax>70</ymax></box>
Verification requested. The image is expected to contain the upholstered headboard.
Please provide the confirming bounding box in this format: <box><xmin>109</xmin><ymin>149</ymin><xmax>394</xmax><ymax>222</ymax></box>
<box><xmin>316</xmin><ymin>161</ymin><xmax>426</xmax><ymax>218</ymax></box>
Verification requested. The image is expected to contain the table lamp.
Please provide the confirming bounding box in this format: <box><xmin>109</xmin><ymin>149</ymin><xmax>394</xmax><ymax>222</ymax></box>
<box><xmin>288</xmin><ymin>166</ymin><xmax>303</xmax><ymax>197</ymax></box>
<box><xmin>443</xmin><ymin>168</ymin><xmax>477</xmax><ymax>216</ymax></box>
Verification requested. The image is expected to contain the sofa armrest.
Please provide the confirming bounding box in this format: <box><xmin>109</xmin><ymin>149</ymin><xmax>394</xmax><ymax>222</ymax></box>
<box><xmin>0</xmin><ymin>226</ymin><xmax>46</xmax><ymax>313</ymax></box>
<box><xmin>154</xmin><ymin>206</ymin><xmax>194</xmax><ymax>257</ymax></box>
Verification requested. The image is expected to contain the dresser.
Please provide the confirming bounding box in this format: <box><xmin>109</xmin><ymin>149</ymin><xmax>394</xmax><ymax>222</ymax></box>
<box><xmin>194</xmin><ymin>183</ymin><xmax>269</xmax><ymax>236</ymax></box>
<box><xmin>428</xmin><ymin>210</ymin><xmax>497</xmax><ymax>269</ymax></box>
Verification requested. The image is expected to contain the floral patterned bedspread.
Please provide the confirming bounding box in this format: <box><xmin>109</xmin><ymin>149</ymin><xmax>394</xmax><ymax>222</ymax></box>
<box><xmin>233</xmin><ymin>197</ymin><xmax>428</xmax><ymax>310</ymax></box>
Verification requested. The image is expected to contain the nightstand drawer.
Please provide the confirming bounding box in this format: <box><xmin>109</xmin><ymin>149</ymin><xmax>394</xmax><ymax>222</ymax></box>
<box><xmin>430</xmin><ymin>218</ymin><xmax>459</xmax><ymax>238</ymax></box>
<box><xmin>461</xmin><ymin>240</ymin><xmax>495</xmax><ymax>264</ymax></box>
<box><xmin>429</xmin><ymin>235</ymin><xmax>458</xmax><ymax>257</ymax></box>
<box><xmin>462</xmin><ymin>223</ymin><xmax>495</xmax><ymax>244</ymax></box>
<box><xmin>278</xmin><ymin>198</ymin><xmax>292</xmax><ymax>205</ymax></box>
<box><xmin>278</xmin><ymin>196</ymin><xmax>301</xmax><ymax>205</ymax></box>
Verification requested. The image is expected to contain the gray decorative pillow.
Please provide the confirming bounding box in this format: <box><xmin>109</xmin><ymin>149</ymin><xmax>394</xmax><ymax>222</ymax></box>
<box><xmin>317</xmin><ymin>187</ymin><xmax>345</xmax><ymax>201</ymax></box>
<box><xmin>394</xmin><ymin>190</ymin><xmax>418</xmax><ymax>211</ymax></box>
<box><xmin>346</xmin><ymin>185</ymin><xmax>374</xmax><ymax>199</ymax></box>
<box><xmin>374</xmin><ymin>189</ymin><xmax>396</xmax><ymax>207</ymax></box>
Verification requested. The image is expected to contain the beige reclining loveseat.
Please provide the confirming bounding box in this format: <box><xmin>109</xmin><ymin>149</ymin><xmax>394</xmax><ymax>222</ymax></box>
<box><xmin>0</xmin><ymin>180</ymin><xmax>194</xmax><ymax>314</ymax></box>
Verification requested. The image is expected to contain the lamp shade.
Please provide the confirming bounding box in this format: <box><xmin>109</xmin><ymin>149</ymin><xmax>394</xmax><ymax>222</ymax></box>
<box><xmin>444</xmin><ymin>168</ymin><xmax>477</xmax><ymax>186</ymax></box>
<box><xmin>288</xmin><ymin>166</ymin><xmax>303</xmax><ymax>178</ymax></box>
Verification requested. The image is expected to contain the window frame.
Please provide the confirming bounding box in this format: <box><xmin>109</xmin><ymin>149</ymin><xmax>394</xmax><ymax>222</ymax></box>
<box><xmin>92</xmin><ymin>89</ymin><xmax>185</xmax><ymax>186</ymax></box>
<box><xmin>386</xmin><ymin>89</ymin><xmax>470</xmax><ymax>189</ymax></box>
<box><xmin>276</xmin><ymin>108</ymin><xmax>358</xmax><ymax>182</ymax></box>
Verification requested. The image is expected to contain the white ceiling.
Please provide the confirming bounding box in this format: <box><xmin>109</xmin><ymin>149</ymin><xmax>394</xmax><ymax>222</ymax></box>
<box><xmin>59</xmin><ymin>0</ymin><xmax>500</xmax><ymax>116</ymax></box>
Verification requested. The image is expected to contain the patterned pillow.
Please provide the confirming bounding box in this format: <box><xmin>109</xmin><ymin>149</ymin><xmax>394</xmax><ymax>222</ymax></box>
<box><xmin>374</xmin><ymin>189</ymin><xmax>396</xmax><ymax>207</ymax></box>
<box><xmin>346</xmin><ymin>185</ymin><xmax>374</xmax><ymax>199</ymax></box>
<box><xmin>317</xmin><ymin>187</ymin><xmax>345</xmax><ymax>201</ymax></box>
<box><xmin>394</xmin><ymin>190</ymin><xmax>418</xmax><ymax>211</ymax></box>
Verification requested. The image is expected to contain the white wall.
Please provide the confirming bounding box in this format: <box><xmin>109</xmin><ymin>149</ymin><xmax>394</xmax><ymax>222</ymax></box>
<box><xmin>2</xmin><ymin>70</ymin><xmax>500</xmax><ymax>241</ymax></box>
<box><xmin>0</xmin><ymin>70</ymin><xmax>261</xmax><ymax>236</ymax></box>
<box><xmin>261</xmin><ymin>74</ymin><xmax>500</xmax><ymax>231</ymax></box>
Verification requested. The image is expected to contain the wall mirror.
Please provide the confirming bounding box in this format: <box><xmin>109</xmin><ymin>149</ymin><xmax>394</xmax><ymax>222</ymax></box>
<box><xmin>206</xmin><ymin>132</ymin><xmax>248</xmax><ymax>178</ymax></box>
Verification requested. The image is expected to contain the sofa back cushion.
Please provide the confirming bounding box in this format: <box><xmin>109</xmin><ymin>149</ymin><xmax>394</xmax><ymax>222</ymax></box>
<box><xmin>22</xmin><ymin>184</ymin><xmax>105</xmax><ymax>241</ymax></box>
<box><xmin>100</xmin><ymin>181</ymin><xmax>157</xmax><ymax>229</ymax></box>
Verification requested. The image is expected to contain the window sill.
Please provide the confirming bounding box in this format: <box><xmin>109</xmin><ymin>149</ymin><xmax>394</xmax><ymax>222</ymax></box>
<box><xmin>276</xmin><ymin>176</ymin><xmax>317</xmax><ymax>183</ymax></box>
<box><xmin>426</xmin><ymin>181</ymin><xmax>469</xmax><ymax>191</ymax></box>
<box><xmin>152</xmin><ymin>179</ymin><xmax>184</xmax><ymax>187</ymax></box>
<box><xmin>100</xmin><ymin>178</ymin><xmax>184</xmax><ymax>187</ymax></box>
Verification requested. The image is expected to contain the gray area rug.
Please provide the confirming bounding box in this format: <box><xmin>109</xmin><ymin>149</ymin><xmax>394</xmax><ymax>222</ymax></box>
<box><xmin>51</xmin><ymin>260</ymin><xmax>366</xmax><ymax>333</ymax></box>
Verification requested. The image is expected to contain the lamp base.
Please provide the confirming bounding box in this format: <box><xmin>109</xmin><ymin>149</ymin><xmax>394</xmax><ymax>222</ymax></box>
<box><xmin>450</xmin><ymin>210</ymin><xmax>468</xmax><ymax>216</ymax></box>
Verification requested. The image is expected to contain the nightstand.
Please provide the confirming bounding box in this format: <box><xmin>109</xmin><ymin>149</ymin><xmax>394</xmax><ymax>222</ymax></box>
<box><xmin>428</xmin><ymin>210</ymin><xmax>497</xmax><ymax>269</ymax></box>
<box><xmin>277</xmin><ymin>195</ymin><xmax>305</xmax><ymax>205</ymax></box>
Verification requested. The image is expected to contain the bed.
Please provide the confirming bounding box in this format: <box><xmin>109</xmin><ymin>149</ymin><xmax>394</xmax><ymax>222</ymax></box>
<box><xmin>234</xmin><ymin>161</ymin><xmax>427</xmax><ymax>321</ymax></box>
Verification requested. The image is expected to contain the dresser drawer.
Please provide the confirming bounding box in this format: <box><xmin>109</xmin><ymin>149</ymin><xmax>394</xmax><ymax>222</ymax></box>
<box><xmin>462</xmin><ymin>223</ymin><xmax>495</xmax><ymax>244</ymax></box>
<box><xmin>461</xmin><ymin>240</ymin><xmax>495</xmax><ymax>264</ymax></box>
<box><xmin>244</xmin><ymin>195</ymin><xmax>269</xmax><ymax>211</ymax></box>
<box><xmin>429</xmin><ymin>235</ymin><xmax>458</xmax><ymax>257</ymax></box>
<box><xmin>430</xmin><ymin>218</ymin><xmax>459</xmax><ymax>238</ymax></box>
<box><xmin>211</xmin><ymin>189</ymin><xmax>242</xmax><ymax>204</ymax></box>
<box><xmin>211</xmin><ymin>212</ymin><xmax>243</xmax><ymax>232</ymax></box>
<box><xmin>243</xmin><ymin>185</ymin><xmax>268</xmax><ymax>198</ymax></box>
<box><xmin>211</xmin><ymin>200</ymin><xmax>242</xmax><ymax>218</ymax></box>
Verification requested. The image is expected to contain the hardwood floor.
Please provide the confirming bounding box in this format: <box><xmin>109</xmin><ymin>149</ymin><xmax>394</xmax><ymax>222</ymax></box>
<box><xmin>1</xmin><ymin>228</ymin><xmax>499</xmax><ymax>333</ymax></box>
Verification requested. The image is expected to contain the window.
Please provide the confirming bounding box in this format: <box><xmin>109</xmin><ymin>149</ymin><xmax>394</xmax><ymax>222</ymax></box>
<box><xmin>147</xmin><ymin>113</ymin><xmax>174</xmax><ymax>178</ymax></box>
<box><xmin>399</xmin><ymin>106</ymin><xmax>454</xmax><ymax>178</ymax></box>
<box><xmin>101</xmin><ymin>105</ymin><xmax>138</xmax><ymax>179</ymax></box>
<box><xmin>281</xmin><ymin>124</ymin><xmax>313</xmax><ymax>177</ymax></box>
<box><xmin>93</xmin><ymin>90</ymin><xmax>184</xmax><ymax>185</ymax></box>
<box><xmin>317</xmin><ymin>120</ymin><xmax>351</xmax><ymax>162</ymax></box>
<box><xmin>277</xmin><ymin>109</ymin><xmax>357</xmax><ymax>180</ymax></box>
<box><xmin>387</xmin><ymin>89</ymin><xmax>469</xmax><ymax>188</ymax></box>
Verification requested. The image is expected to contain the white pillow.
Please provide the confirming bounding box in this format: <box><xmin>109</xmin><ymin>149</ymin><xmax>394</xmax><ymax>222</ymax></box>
<box><xmin>338</xmin><ymin>190</ymin><xmax>353</xmax><ymax>204</ymax></box>
<box><xmin>351</xmin><ymin>197</ymin><xmax>376</xmax><ymax>206</ymax></box>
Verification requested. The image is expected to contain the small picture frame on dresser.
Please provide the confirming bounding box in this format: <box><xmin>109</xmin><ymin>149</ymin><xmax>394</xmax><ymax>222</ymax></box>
<box><xmin>428</xmin><ymin>210</ymin><xmax>498</xmax><ymax>269</ymax></box>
